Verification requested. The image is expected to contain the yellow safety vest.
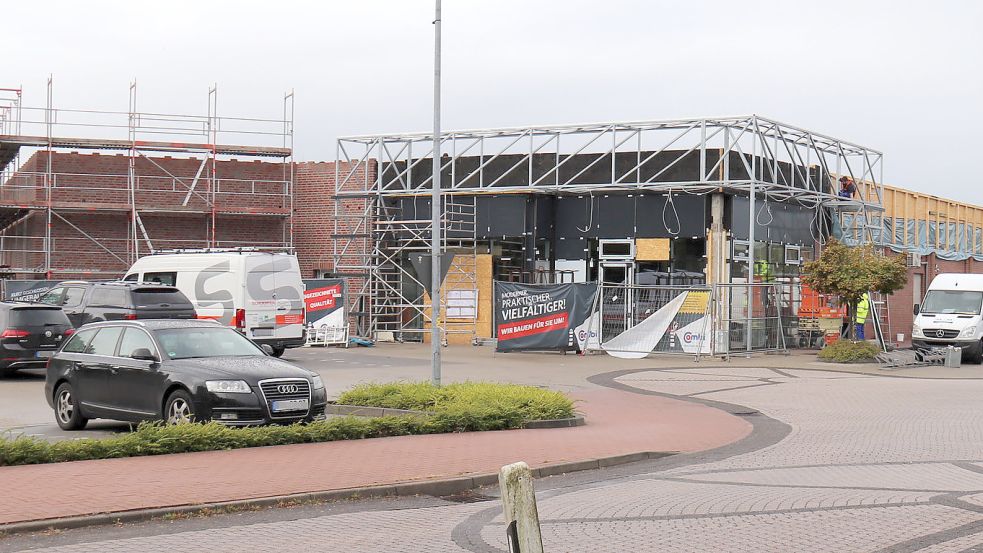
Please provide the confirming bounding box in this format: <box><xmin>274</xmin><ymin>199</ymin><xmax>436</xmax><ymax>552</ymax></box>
<box><xmin>856</xmin><ymin>293</ymin><xmax>870</xmax><ymax>324</ymax></box>
<box><xmin>753</xmin><ymin>260</ymin><xmax>772</xmax><ymax>282</ymax></box>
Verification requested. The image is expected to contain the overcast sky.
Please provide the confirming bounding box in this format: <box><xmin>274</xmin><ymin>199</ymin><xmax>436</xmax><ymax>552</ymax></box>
<box><xmin>4</xmin><ymin>1</ymin><xmax>981</xmax><ymax>203</ymax></box>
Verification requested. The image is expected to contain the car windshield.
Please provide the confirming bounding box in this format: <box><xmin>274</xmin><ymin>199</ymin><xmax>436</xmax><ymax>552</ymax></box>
<box><xmin>155</xmin><ymin>327</ymin><xmax>264</xmax><ymax>360</ymax></box>
<box><xmin>921</xmin><ymin>290</ymin><xmax>983</xmax><ymax>315</ymax></box>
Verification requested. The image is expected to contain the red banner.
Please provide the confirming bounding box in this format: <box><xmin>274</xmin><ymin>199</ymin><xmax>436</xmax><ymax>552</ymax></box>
<box><xmin>498</xmin><ymin>312</ymin><xmax>569</xmax><ymax>340</ymax></box>
<box><xmin>305</xmin><ymin>284</ymin><xmax>341</xmax><ymax>312</ymax></box>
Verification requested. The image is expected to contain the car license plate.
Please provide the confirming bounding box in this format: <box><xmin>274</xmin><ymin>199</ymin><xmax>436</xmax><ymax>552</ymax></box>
<box><xmin>271</xmin><ymin>399</ymin><xmax>309</xmax><ymax>413</ymax></box>
<box><xmin>35</xmin><ymin>350</ymin><xmax>54</xmax><ymax>358</ymax></box>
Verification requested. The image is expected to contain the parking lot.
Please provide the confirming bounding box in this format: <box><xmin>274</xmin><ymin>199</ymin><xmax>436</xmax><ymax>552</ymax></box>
<box><xmin>0</xmin><ymin>342</ymin><xmax>624</xmax><ymax>441</ymax></box>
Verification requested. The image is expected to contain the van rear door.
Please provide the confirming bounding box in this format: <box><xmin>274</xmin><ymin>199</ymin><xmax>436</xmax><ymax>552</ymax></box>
<box><xmin>244</xmin><ymin>256</ymin><xmax>280</xmax><ymax>341</ymax></box>
<box><xmin>245</xmin><ymin>254</ymin><xmax>304</xmax><ymax>342</ymax></box>
<box><xmin>272</xmin><ymin>256</ymin><xmax>305</xmax><ymax>341</ymax></box>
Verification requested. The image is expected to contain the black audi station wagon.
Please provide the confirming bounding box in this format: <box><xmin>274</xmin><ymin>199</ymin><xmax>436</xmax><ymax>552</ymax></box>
<box><xmin>44</xmin><ymin>319</ymin><xmax>327</xmax><ymax>430</ymax></box>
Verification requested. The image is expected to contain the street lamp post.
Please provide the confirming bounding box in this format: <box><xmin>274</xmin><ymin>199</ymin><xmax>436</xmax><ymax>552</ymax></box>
<box><xmin>431</xmin><ymin>0</ymin><xmax>442</xmax><ymax>386</ymax></box>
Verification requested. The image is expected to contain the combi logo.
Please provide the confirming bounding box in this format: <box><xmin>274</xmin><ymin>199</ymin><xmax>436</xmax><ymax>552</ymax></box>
<box><xmin>682</xmin><ymin>332</ymin><xmax>703</xmax><ymax>344</ymax></box>
<box><xmin>578</xmin><ymin>329</ymin><xmax>597</xmax><ymax>341</ymax></box>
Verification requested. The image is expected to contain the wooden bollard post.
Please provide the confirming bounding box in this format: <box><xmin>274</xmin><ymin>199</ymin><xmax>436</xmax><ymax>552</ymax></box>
<box><xmin>499</xmin><ymin>461</ymin><xmax>545</xmax><ymax>553</ymax></box>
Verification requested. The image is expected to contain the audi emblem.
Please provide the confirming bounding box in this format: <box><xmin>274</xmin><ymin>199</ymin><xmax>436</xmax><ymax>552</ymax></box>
<box><xmin>277</xmin><ymin>384</ymin><xmax>301</xmax><ymax>394</ymax></box>
<box><xmin>936</xmin><ymin>329</ymin><xmax>946</xmax><ymax>338</ymax></box>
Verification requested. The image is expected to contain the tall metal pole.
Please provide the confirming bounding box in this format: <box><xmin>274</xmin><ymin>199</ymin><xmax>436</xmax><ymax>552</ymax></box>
<box><xmin>431</xmin><ymin>0</ymin><xmax>443</xmax><ymax>386</ymax></box>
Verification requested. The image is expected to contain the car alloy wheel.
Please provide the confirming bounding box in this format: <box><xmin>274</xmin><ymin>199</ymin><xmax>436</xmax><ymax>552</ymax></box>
<box><xmin>57</xmin><ymin>389</ymin><xmax>74</xmax><ymax>425</ymax></box>
<box><xmin>53</xmin><ymin>382</ymin><xmax>88</xmax><ymax>430</ymax></box>
<box><xmin>167</xmin><ymin>396</ymin><xmax>194</xmax><ymax>425</ymax></box>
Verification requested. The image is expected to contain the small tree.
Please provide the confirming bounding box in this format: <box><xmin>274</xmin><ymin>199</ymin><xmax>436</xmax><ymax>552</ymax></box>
<box><xmin>802</xmin><ymin>240</ymin><xmax>907</xmax><ymax>340</ymax></box>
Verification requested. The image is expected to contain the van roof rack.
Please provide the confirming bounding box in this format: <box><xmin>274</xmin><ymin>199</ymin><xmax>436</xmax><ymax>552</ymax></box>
<box><xmin>151</xmin><ymin>247</ymin><xmax>295</xmax><ymax>255</ymax></box>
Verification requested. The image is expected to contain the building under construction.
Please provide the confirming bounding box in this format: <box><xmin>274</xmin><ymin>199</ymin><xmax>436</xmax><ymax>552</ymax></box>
<box><xmin>0</xmin><ymin>80</ymin><xmax>294</xmax><ymax>279</ymax></box>
<box><xmin>330</xmin><ymin>117</ymin><xmax>890</xmax><ymax>344</ymax></box>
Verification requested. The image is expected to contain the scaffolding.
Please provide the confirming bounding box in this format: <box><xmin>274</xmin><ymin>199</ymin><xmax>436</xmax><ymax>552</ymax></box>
<box><xmin>0</xmin><ymin>78</ymin><xmax>294</xmax><ymax>277</ymax></box>
<box><xmin>334</xmin><ymin>115</ymin><xmax>885</xmax><ymax>340</ymax></box>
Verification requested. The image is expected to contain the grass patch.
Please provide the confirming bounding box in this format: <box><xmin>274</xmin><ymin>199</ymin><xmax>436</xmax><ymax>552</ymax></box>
<box><xmin>0</xmin><ymin>382</ymin><xmax>574</xmax><ymax>467</ymax></box>
<box><xmin>818</xmin><ymin>339</ymin><xmax>880</xmax><ymax>363</ymax></box>
<box><xmin>338</xmin><ymin>381</ymin><xmax>575</xmax><ymax>423</ymax></box>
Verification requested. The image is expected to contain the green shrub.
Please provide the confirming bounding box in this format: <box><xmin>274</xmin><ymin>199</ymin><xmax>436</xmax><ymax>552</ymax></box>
<box><xmin>817</xmin><ymin>339</ymin><xmax>880</xmax><ymax>363</ymax></box>
<box><xmin>338</xmin><ymin>381</ymin><xmax>575</xmax><ymax>421</ymax></box>
<box><xmin>0</xmin><ymin>382</ymin><xmax>575</xmax><ymax>467</ymax></box>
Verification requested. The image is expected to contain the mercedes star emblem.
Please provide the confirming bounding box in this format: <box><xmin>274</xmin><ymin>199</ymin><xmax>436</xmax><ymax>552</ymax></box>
<box><xmin>936</xmin><ymin>329</ymin><xmax>946</xmax><ymax>338</ymax></box>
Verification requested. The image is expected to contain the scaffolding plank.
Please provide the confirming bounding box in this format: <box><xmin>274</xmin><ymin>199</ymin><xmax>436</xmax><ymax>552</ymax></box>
<box><xmin>0</xmin><ymin>135</ymin><xmax>290</xmax><ymax>158</ymax></box>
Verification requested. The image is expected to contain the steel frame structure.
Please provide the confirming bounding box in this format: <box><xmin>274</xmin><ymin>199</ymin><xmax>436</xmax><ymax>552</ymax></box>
<box><xmin>333</xmin><ymin>115</ymin><xmax>885</xmax><ymax>339</ymax></box>
<box><xmin>0</xmin><ymin>78</ymin><xmax>294</xmax><ymax>277</ymax></box>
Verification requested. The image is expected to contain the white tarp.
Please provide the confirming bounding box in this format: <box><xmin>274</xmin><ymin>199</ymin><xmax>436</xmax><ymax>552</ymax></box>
<box><xmin>673</xmin><ymin>315</ymin><xmax>712</xmax><ymax>354</ymax></box>
<box><xmin>602</xmin><ymin>292</ymin><xmax>687</xmax><ymax>359</ymax></box>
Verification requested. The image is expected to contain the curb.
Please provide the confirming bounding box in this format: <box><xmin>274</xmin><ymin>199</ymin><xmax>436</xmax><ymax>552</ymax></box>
<box><xmin>0</xmin><ymin>451</ymin><xmax>674</xmax><ymax>537</ymax></box>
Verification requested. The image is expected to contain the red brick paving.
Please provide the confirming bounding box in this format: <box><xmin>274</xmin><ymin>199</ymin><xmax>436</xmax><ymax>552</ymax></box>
<box><xmin>0</xmin><ymin>388</ymin><xmax>749</xmax><ymax>525</ymax></box>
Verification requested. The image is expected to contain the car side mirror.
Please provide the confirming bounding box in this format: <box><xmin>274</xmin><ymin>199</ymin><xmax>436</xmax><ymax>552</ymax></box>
<box><xmin>913</xmin><ymin>304</ymin><xmax>920</xmax><ymax>316</ymax></box>
<box><xmin>260</xmin><ymin>344</ymin><xmax>275</xmax><ymax>356</ymax></box>
<box><xmin>131</xmin><ymin>348</ymin><xmax>158</xmax><ymax>362</ymax></box>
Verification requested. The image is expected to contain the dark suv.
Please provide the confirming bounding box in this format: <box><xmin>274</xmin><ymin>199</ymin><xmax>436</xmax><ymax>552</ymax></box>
<box><xmin>38</xmin><ymin>281</ymin><xmax>196</xmax><ymax>327</ymax></box>
<box><xmin>0</xmin><ymin>302</ymin><xmax>75</xmax><ymax>374</ymax></box>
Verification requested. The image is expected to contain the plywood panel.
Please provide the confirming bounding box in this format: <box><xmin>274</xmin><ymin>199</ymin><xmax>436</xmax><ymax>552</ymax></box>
<box><xmin>636</xmin><ymin>238</ymin><xmax>670</xmax><ymax>261</ymax></box>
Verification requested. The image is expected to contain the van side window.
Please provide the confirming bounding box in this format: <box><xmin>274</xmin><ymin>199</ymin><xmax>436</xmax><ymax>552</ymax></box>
<box><xmin>144</xmin><ymin>272</ymin><xmax>177</xmax><ymax>286</ymax></box>
<box><xmin>123</xmin><ymin>274</ymin><xmax>139</xmax><ymax>282</ymax></box>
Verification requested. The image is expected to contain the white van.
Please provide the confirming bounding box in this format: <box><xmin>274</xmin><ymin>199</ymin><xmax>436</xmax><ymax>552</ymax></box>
<box><xmin>124</xmin><ymin>250</ymin><xmax>306</xmax><ymax>357</ymax></box>
<box><xmin>912</xmin><ymin>273</ymin><xmax>983</xmax><ymax>363</ymax></box>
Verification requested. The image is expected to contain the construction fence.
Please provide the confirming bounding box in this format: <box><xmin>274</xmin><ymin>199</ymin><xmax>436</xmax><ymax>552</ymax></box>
<box><xmin>585</xmin><ymin>283</ymin><xmax>786</xmax><ymax>359</ymax></box>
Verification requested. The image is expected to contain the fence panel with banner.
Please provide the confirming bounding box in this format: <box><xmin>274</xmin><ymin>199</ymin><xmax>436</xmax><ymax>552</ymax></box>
<box><xmin>2</xmin><ymin>280</ymin><xmax>60</xmax><ymax>303</ymax></box>
<box><xmin>588</xmin><ymin>285</ymin><xmax>713</xmax><ymax>359</ymax></box>
<box><xmin>585</xmin><ymin>283</ymin><xmax>789</xmax><ymax>359</ymax></box>
<box><xmin>494</xmin><ymin>281</ymin><xmax>598</xmax><ymax>352</ymax></box>
<box><xmin>303</xmin><ymin>279</ymin><xmax>348</xmax><ymax>346</ymax></box>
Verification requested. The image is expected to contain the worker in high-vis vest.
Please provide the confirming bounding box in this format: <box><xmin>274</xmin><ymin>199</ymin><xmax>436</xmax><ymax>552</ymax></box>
<box><xmin>753</xmin><ymin>259</ymin><xmax>772</xmax><ymax>282</ymax></box>
<box><xmin>855</xmin><ymin>292</ymin><xmax>870</xmax><ymax>340</ymax></box>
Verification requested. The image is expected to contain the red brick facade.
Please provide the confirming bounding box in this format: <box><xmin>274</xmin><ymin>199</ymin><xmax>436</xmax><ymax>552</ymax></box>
<box><xmin>0</xmin><ymin>151</ymin><xmax>293</xmax><ymax>278</ymax></box>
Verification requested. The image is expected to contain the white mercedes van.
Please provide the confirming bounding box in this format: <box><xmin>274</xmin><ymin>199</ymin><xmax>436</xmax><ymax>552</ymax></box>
<box><xmin>124</xmin><ymin>250</ymin><xmax>306</xmax><ymax>357</ymax></box>
<box><xmin>912</xmin><ymin>273</ymin><xmax>983</xmax><ymax>363</ymax></box>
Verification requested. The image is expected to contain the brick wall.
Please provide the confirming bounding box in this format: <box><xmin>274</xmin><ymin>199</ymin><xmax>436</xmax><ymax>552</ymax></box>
<box><xmin>293</xmin><ymin>160</ymin><xmax>374</xmax><ymax>278</ymax></box>
<box><xmin>3</xmin><ymin>152</ymin><xmax>291</xmax><ymax>212</ymax></box>
<box><xmin>1</xmin><ymin>152</ymin><xmax>294</xmax><ymax>277</ymax></box>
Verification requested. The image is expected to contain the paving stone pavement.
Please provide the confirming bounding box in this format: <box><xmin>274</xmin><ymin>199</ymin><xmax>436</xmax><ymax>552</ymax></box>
<box><xmin>9</xmin><ymin>365</ymin><xmax>983</xmax><ymax>552</ymax></box>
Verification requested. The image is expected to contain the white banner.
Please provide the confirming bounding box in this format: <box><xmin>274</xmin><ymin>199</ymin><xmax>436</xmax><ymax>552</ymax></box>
<box><xmin>602</xmin><ymin>292</ymin><xmax>687</xmax><ymax>359</ymax></box>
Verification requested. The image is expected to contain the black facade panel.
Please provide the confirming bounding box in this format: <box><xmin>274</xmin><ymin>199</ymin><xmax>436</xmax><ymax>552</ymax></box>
<box><xmin>476</xmin><ymin>195</ymin><xmax>527</xmax><ymax>238</ymax></box>
<box><xmin>729</xmin><ymin>196</ymin><xmax>815</xmax><ymax>244</ymax></box>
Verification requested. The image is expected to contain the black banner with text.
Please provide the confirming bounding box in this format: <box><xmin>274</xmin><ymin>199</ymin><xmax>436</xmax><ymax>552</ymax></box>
<box><xmin>494</xmin><ymin>281</ymin><xmax>597</xmax><ymax>352</ymax></box>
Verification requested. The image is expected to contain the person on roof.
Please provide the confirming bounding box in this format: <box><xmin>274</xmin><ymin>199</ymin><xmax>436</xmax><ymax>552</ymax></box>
<box><xmin>838</xmin><ymin>176</ymin><xmax>857</xmax><ymax>198</ymax></box>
